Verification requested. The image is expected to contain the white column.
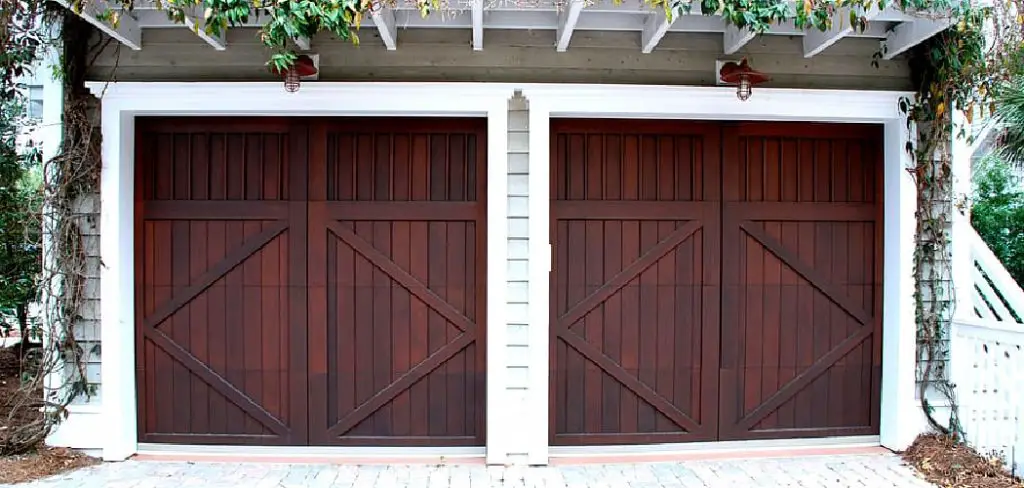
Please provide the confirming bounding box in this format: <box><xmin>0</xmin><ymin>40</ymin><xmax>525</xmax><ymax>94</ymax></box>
<box><xmin>879</xmin><ymin>117</ymin><xmax>925</xmax><ymax>450</ymax></box>
<box><xmin>99</xmin><ymin>106</ymin><xmax>138</xmax><ymax>461</ymax></box>
<box><xmin>485</xmin><ymin>101</ymin><xmax>510</xmax><ymax>465</ymax></box>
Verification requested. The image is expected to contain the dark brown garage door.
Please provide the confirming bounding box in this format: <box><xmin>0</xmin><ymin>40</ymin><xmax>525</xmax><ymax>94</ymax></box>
<box><xmin>551</xmin><ymin>120</ymin><xmax>882</xmax><ymax>445</ymax></box>
<box><xmin>135</xmin><ymin>118</ymin><xmax>486</xmax><ymax>446</ymax></box>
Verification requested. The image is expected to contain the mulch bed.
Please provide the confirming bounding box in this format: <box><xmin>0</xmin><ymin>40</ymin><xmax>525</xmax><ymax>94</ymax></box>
<box><xmin>903</xmin><ymin>433</ymin><xmax>1024</xmax><ymax>488</ymax></box>
<box><xmin>0</xmin><ymin>346</ymin><xmax>99</xmax><ymax>484</ymax></box>
<box><xmin>0</xmin><ymin>446</ymin><xmax>99</xmax><ymax>484</ymax></box>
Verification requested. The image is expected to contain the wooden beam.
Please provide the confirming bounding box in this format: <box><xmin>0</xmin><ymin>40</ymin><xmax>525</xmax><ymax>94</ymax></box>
<box><xmin>641</xmin><ymin>10</ymin><xmax>673</xmax><ymax>53</ymax></box>
<box><xmin>883</xmin><ymin>18</ymin><xmax>951</xmax><ymax>59</ymax></box>
<box><xmin>295</xmin><ymin>37</ymin><xmax>311</xmax><ymax>50</ymax></box>
<box><xmin>57</xmin><ymin>0</ymin><xmax>141</xmax><ymax>50</ymax></box>
<box><xmin>723</xmin><ymin>25</ymin><xmax>755</xmax><ymax>54</ymax></box>
<box><xmin>183</xmin><ymin>5</ymin><xmax>225</xmax><ymax>51</ymax></box>
<box><xmin>803</xmin><ymin>6</ymin><xmax>882</xmax><ymax>58</ymax></box>
<box><xmin>555</xmin><ymin>0</ymin><xmax>585</xmax><ymax>52</ymax></box>
<box><xmin>371</xmin><ymin>7</ymin><xmax>397</xmax><ymax>51</ymax></box>
<box><xmin>471</xmin><ymin>0</ymin><xmax>484</xmax><ymax>50</ymax></box>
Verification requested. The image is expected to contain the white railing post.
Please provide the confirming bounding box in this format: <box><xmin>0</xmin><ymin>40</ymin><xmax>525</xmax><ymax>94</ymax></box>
<box><xmin>951</xmin><ymin>111</ymin><xmax>975</xmax><ymax>321</ymax></box>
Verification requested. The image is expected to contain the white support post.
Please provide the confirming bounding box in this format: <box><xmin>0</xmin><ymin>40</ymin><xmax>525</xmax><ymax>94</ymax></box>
<box><xmin>485</xmin><ymin>101</ymin><xmax>510</xmax><ymax>465</ymax></box>
<box><xmin>526</xmin><ymin>101</ymin><xmax>550</xmax><ymax>465</ymax></box>
<box><xmin>804</xmin><ymin>5</ymin><xmax>881</xmax><ymax>58</ymax></box>
<box><xmin>723</xmin><ymin>25</ymin><xmax>755</xmax><ymax>55</ymax></box>
<box><xmin>371</xmin><ymin>7</ymin><xmax>398</xmax><ymax>51</ymax></box>
<box><xmin>56</xmin><ymin>0</ymin><xmax>141</xmax><ymax>50</ymax></box>
<box><xmin>99</xmin><ymin>106</ymin><xmax>138</xmax><ymax>461</ymax></box>
<box><xmin>880</xmin><ymin>115</ymin><xmax>925</xmax><ymax>451</ymax></box>
<box><xmin>951</xmin><ymin>111</ymin><xmax>974</xmax><ymax>321</ymax></box>
<box><xmin>641</xmin><ymin>11</ymin><xmax>673</xmax><ymax>53</ymax></box>
<box><xmin>883</xmin><ymin>18</ymin><xmax>951</xmax><ymax>60</ymax></box>
<box><xmin>184</xmin><ymin>5</ymin><xmax>226</xmax><ymax>51</ymax></box>
<box><xmin>555</xmin><ymin>0</ymin><xmax>584</xmax><ymax>52</ymax></box>
<box><xmin>472</xmin><ymin>0</ymin><xmax>484</xmax><ymax>51</ymax></box>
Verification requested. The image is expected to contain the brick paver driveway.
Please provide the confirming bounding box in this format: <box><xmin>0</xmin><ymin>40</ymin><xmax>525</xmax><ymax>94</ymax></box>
<box><xmin>7</xmin><ymin>452</ymin><xmax>934</xmax><ymax>488</ymax></box>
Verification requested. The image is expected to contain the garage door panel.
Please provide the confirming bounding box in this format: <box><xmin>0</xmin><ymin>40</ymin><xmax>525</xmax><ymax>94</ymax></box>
<box><xmin>720</xmin><ymin>123</ymin><xmax>882</xmax><ymax>440</ymax></box>
<box><xmin>551</xmin><ymin>120</ymin><xmax>721</xmax><ymax>445</ymax></box>
<box><xmin>308</xmin><ymin>119</ymin><xmax>486</xmax><ymax>446</ymax></box>
<box><xmin>137</xmin><ymin>120</ymin><xmax>306</xmax><ymax>445</ymax></box>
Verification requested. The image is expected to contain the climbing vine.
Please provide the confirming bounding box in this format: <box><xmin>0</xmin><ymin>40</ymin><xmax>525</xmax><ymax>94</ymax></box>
<box><xmin>2</xmin><ymin>0</ymin><xmax>1022</xmax><ymax>455</ymax></box>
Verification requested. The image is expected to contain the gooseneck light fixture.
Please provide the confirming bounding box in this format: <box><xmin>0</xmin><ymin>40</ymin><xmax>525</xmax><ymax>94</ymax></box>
<box><xmin>718</xmin><ymin>58</ymin><xmax>770</xmax><ymax>101</ymax></box>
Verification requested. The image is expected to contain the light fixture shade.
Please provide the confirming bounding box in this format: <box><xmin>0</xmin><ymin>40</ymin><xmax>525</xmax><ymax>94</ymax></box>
<box><xmin>271</xmin><ymin>54</ymin><xmax>319</xmax><ymax>93</ymax></box>
<box><xmin>719</xmin><ymin>57</ymin><xmax>769</xmax><ymax>100</ymax></box>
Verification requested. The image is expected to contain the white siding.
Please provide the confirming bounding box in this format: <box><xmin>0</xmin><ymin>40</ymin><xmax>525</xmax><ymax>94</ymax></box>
<box><xmin>504</xmin><ymin>93</ymin><xmax>531</xmax><ymax>459</ymax></box>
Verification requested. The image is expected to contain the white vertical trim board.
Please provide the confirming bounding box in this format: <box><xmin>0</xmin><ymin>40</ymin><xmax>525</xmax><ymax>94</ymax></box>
<box><xmin>87</xmin><ymin>81</ymin><xmax>917</xmax><ymax>463</ymax></box>
<box><xmin>526</xmin><ymin>101</ymin><xmax>551</xmax><ymax>465</ymax></box>
<box><xmin>485</xmin><ymin>100</ymin><xmax>510</xmax><ymax>465</ymax></box>
<box><xmin>878</xmin><ymin>117</ymin><xmax>923</xmax><ymax>451</ymax></box>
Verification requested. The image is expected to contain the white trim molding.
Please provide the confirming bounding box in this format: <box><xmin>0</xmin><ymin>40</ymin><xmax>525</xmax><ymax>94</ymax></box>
<box><xmin>86</xmin><ymin>81</ymin><xmax>919</xmax><ymax>463</ymax></box>
<box><xmin>86</xmin><ymin>81</ymin><xmax>514</xmax><ymax>461</ymax></box>
<box><xmin>518</xmin><ymin>84</ymin><xmax>916</xmax><ymax>462</ymax></box>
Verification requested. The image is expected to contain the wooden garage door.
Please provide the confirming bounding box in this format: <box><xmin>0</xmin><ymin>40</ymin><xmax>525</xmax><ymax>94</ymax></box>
<box><xmin>136</xmin><ymin>118</ymin><xmax>486</xmax><ymax>446</ymax></box>
<box><xmin>550</xmin><ymin>120</ymin><xmax>722</xmax><ymax>445</ymax></box>
<box><xmin>719</xmin><ymin>123</ymin><xmax>883</xmax><ymax>440</ymax></box>
<box><xmin>550</xmin><ymin>120</ymin><xmax>882</xmax><ymax>444</ymax></box>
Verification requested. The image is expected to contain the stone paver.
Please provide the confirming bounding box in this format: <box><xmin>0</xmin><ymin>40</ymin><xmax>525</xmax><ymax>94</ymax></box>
<box><xmin>4</xmin><ymin>453</ymin><xmax>934</xmax><ymax>488</ymax></box>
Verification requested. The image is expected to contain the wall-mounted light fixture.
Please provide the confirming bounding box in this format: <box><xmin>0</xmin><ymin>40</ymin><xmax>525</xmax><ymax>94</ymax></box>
<box><xmin>271</xmin><ymin>54</ymin><xmax>319</xmax><ymax>93</ymax></box>
<box><xmin>718</xmin><ymin>58</ymin><xmax>770</xmax><ymax>101</ymax></box>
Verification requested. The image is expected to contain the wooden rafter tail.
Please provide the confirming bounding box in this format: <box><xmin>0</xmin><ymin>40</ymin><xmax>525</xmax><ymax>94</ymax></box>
<box><xmin>57</xmin><ymin>0</ymin><xmax>142</xmax><ymax>50</ymax></box>
<box><xmin>370</xmin><ymin>5</ymin><xmax>398</xmax><ymax>50</ymax></box>
<box><xmin>641</xmin><ymin>9</ymin><xmax>674</xmax><ymax>53</ymax></box>
<box><xmin>883</xmin><ymin>17</ymin><xmax>952</xmax><ymax>60</ymax></box>
<box><xmin>803</xmin><ymin>5</ymin><xmax>883</xmax><ymax>58</ymax></box>
<box><xmin>555</xmin><ymin>0</ymin><xmax>584</xmax><ymax>52</ymax></box>
<box><xmin>184</xmin><ymin>5</ymin><xmax>226</xmax><ymax>50</ymax></box>
<box><xmin>471</xmin><ymin>0</ymin><xmax>483</xmax><ymax>51</ymax></box>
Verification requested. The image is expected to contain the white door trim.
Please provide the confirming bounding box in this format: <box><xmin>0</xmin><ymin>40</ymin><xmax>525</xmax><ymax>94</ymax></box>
<box><xmin>519</xmin><ymin>85</ymin><xmax>918</xmax><ymax>463</ymax></box>
<box><xmin>86</xmin><ymin>81</ymin><xmax>513</xmax><ymax>461</ymax></box>
<box><xmin>87</xmin><ymin>81</ymin><xmax>918</xmax><ymax>464</ymax></box>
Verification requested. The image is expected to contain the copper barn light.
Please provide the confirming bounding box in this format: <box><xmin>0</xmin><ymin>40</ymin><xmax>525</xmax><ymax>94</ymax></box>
<box><xmin>719</xmin><ymin>58</ymin><xmax>770</xmax><ymax>101</ymax></box>
<box><xmin>270</xmin><ymin>54</ymin><xmax>319</xmax><ymax>93</ymax></box>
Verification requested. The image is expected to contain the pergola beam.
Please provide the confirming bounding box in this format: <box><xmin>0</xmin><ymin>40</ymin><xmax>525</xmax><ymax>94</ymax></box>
<box><xmin>184</xmin><ymin>5</ymin><xmax>226</xmax><ymax>50</ymax></box>
<box><xmin>641</xmin><ymin>11</ymin><xmax>674</xmax><ymax>53</ymax></box>
<box><xmin>472</xmin><ymin>0</ymin><xmax>484</xmax><ymax>50</ymax></box>
<box><xmin>723</xmin><ymin>25</ymin><xmax>755</xmax><ymax>54</ymax></box>
<box><xmin>803</xmin><ymin>6</ymin><xmax>882</xmax><ymax>58</ymax></box>
<box><xmin>371</xmin><ymin>7</ymin><xmax>398</xmax><ymax>50</ymax></box>
<box><xmin>883</xmin><ymin>18</ymin><xmax>951</xmax><ymax>59</ymax></box>
<box><xmin>555</xmin><ymin>0</ymin><xmax>585</xmax><ymax>52</ymax></box>
<box><xmin>295</xmin><ymin>37</ymin><xmax>311</xmax><ymax>50</ymax></box>
<box><xmin>57</xmin><ymin>0</ymin><xmax>141</xmax><ymax>50</ymax></box>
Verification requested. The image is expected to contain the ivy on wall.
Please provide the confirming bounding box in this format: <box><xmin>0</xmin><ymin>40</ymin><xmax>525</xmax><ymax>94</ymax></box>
<box><xmin>3</xmin><ymin>0</ymin><xmax>1023</xmax><ymax>455</ymax></box>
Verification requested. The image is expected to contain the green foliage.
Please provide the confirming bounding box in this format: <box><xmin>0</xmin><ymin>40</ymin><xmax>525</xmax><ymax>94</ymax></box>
<box><xmin>0</xmin><ymin>93</ymin><xmax>43</xmax><ymax>339</ymax></box>
<box><xmin>972</xmin><ymin>156</ymin><xmax>1024</xmax><ymax>287</ymax></box>
<box><xmin>991</xmin><ymin>74</ymin><xmax>1024</xmax><ymax>169</ymax></box>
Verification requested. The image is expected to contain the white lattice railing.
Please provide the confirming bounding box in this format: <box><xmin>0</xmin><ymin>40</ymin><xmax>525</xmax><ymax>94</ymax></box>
<box><xmin>950</xmin><ymin>227</ymin><xmax>1024</xmax><ymax>475</ymax></box>
<box><xmin>968</xmin><ymin>229</ymin><xmax>1024</xmax><ymax>324</ymax></box>
<box><xmin>951</xmin><ymin>319</ymin><xmax>1024</xmax><ymax>475</ymax></box>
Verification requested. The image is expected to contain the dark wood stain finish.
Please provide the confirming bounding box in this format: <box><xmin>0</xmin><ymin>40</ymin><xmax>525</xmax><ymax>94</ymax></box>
<box><xmin>550</xmin><ymin>120</ymin><xmax>883</xmax><ymax>445</ymax></box>
<box><xmin>719</xmin><ymin>123</ymin><xmax>883</xmax><ymax>440</ymax></box>
<box><xmin>550</xmin><ymin>120</ymin><xmax>722</xmax><ymax>445</ymax></box>
<box><xmin>136</xmin><ymin>117</ymin><xmax>486</xmax><ymax>446</ymax></box>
